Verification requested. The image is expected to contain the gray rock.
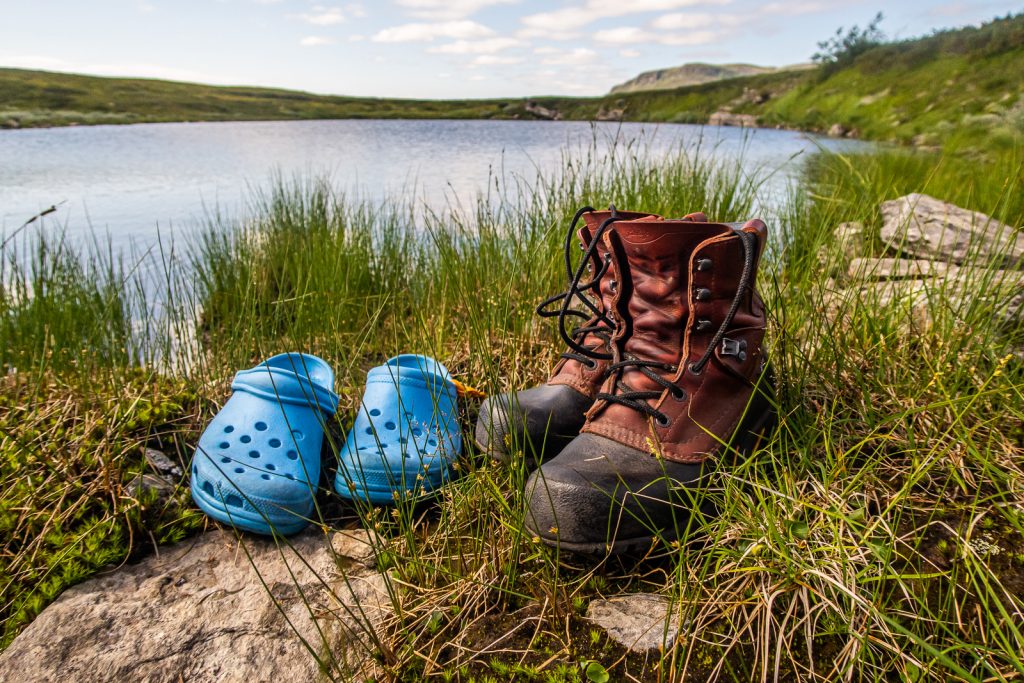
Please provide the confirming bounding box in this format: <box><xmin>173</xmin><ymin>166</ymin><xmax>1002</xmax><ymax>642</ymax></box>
<box><xmin>524</xmin><ymin>101</ymin><xmax>561</xmax><ymax>121</ymax></box>
<box><xmin>128</xmin><ymin>472</ymin><xmax>177</xmax><ymax>501</ymax></box>
<box><xmin>586</xmin><ymin>593</ymin><xmax>681</xmax><ymax>651</ymax></box>
<box><xmin>143</xmin><ymin>447</ymin><xmax>182</xmax><ymax>478</ymax></box>
<box><xmin>847</xmin><ymin>257</ymin><xmax>950</xmax><ymax>281</ymax></box>
<box><xmin>828</xmin><ymin>123</ymin><xmax>848</xmax><ymax>137</ymax></box>
<box><xmin>0</xmin><ymin>528</ymin><xmax>389</xmax><ymax>682</ymax></box>
<box><xmin>880</xmin><ymin>193</ymin><xmax>1024</xmax><ymax>267</ymax></box>
<box><xmin>708</xmin><ymin>111</ymin><xmax>757</xmax><ymax>127</ymax></box>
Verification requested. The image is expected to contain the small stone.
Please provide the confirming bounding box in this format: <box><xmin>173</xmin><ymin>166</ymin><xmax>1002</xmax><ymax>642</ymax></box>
<box><xmin>331</xmin><ymin>528</ymin><xmax>380</xmax><ymax>569</ymax></box>
<box><xmin>828</xmin><ymin>123</ymin><xmax>848</xmax><ymax>137</ymax></box>
<box><xmin>128</xmin><ymin>472</ymin><xmax>176</xmax><ymax>501</ymax></box>
<box><xmin>143</xmin><ymin>447</ymin><xmax>182</xmax><ymax>478</ymax></box>
<box><xmin>586</xmin><ymin>593</ymin><xmax>682</xmax><ymax>651</ymax></box>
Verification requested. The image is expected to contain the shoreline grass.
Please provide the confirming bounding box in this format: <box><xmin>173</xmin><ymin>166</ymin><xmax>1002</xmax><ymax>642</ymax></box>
<box><xmin>1</xmin><ymin>134</ymin><xmax>1023</xmax><ymax>680</ymax></box>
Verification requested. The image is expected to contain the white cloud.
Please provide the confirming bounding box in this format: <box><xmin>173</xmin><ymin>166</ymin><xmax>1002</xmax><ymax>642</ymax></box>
<box><xmin>471</xmin><ymin>54</ymin><xmax>524</xmax><ymax>65</ymax></box>
<box><xmin>620</xmin><ymin>48</ymin><xmax>641</xmax><ymax>57</ymax></box>
<box><xmin>372</xmin><ymin>20</ymin><xmax>494</xmax><ymax>42</ymax></box>
<box><xmin>650</xmin><ymin>12</ymin><xmax>716</xmax><ymax>30</ymax></box>
<box><xmin>592</xmin><ymin>26</ymin><xmax>653</xmax><ymax>44</ymax></box>
<box><xmin>539</xmin><ymin>47</ymin><xmax>598</xmax><ymax>65</ymax></box>
<box><xmin>299</xmin><ymin>35</ymin><xmax>336</xmax><ymax>46</ymax></box>
<box><xmin>396</xmin><ymin>0</ymin><xmax>519</xmax><ymax>20</ymax></box>
<box><xmin>428</xmin><ymin>37</ymin><xmax>522</xmax><ymax>54</ymax></box>
<box><xmin>298</xmin><ymin>6</ymin><xmax>345</xmax><ymax>25</ymax></box>
<box><xmin>758</xmin><ymin>2</ymin><xmax>824</xmax><ymax>15</ymax></box>
<box><xmin>593</xmin><ymin>25</ymin><xmax>718</xmax><ymax>45</ymax></box>
<box><xmin>521</xmin><ymin>0</ymin><xmax>731</xmax><ymax>34</ymax></box>
<box><xmin>348</xmin><ymin>34</ymin><xmax>366</xmax><ymax>41</ymax></box>
<box><xmin>345</xmin><ymin>2</ymin><xmax>367</xmax><ymax>18</ymax></box>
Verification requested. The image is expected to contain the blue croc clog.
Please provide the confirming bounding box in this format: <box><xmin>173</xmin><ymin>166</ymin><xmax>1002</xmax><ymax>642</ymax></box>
<box><xmin>190</xmin><ymin>352</ymin><xmax>339</xmax><ymax>535</ymax></box>
<box><xmin>334</xmin><ymin>354</ymin><xmax>462</xmax><ymax>505</ymax></box>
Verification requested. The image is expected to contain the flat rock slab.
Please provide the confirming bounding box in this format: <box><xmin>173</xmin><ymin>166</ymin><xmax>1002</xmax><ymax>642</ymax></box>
<box><xmin>586</xmin><ymin>594</ymin><xmax>681</xmax><ymax>651</ymax></box>
<box><xmin>0</xmin><ymin>527</ymin><xmax>389</xmax><ymax>683</ymax></box>
<box><xmin>880</xmin><ymin>193</ymin><xmax>1023</xmax><ymax>266</ymax></box>
<box><xmin>847</xmin><ymin>257</ymin><xmax>950</xmax><ymax>281</ymax></box>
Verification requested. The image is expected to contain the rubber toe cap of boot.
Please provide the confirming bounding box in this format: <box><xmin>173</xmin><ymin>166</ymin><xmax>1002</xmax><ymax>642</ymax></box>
<box><xmin>523</xmin><ymin>433</ymin><xmax>712</xmax><ymax>554</ymax></box>
<box><xmin>474</xmin><ymin>384</ymin><xmax>592</xmax><ymax>465</ymax></box>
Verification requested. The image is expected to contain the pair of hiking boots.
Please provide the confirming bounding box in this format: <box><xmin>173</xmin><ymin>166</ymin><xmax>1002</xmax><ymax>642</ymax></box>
<box><xmin>475</xmin><ymin>207</ymin><xmax>776</xmax><ymax>554</ymax></box>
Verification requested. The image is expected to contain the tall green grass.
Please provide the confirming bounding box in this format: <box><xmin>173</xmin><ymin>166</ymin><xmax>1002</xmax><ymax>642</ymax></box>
<box><xmin>1</xmin><ymin>137</ymin><xmax>1022</xmax><ymax>680</ymax></box>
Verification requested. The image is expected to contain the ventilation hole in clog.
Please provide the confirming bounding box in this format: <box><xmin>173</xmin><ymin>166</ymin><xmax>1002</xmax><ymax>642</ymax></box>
<box><xmin>219</xmin><ymin>442</ymin><xmax>229</xmax><ymax>449</ymax></box>
<box><xmin>399</xmin><ymin>437</ymin><xmax>408</xmax><ymax>444</ymax></box>
<box><xmin>192</xmin><ymin>465</ymin><xmax>197</xmax><ymax>475</ymax></box>
<box><xmin>412</xmin><ymin>428</ymin><xmax>423</xmax><ymax>437</ymax></box>
<box><xmin>385</xmin><ymin>421</ymin><xmax>397</xmax><ymax>430</ymax></box>
<box><xmin>286</xmin><ymin>450</ymin><xmax>298</xmax><ymax>460</ymax></box>
<box><xmin>369</xmin><ymin>408</ymin><xmax>381</xmax><ymax>416</ymax></box>
<box><xmin>240</xmin><ymin>435</ymin><xmax>252</xmax><ymax>444</ymax></box>
<box><xmin>202</xmin><ymin>481</ymin><xmax>215</xmax><ymax>496</ymax></box>
<box><xmin>428</xmin><ymin>438</ymin><xmax>438</xmax><ymax>447</ymax></box>
<box><xmin>224</xmin><ymin>425</ymin><xmax>235</xmax><ymax>433</ymax></box>
<box><xmin>268</xmin><ymin>438</ymin><xmax>281</xmax><ymax>448</ymax></box>
<box><xmin>248</xmin><ymin>450</ymin><xmax>260</xmax><ymax>459</ymax></box>
<box><xmin>220</xmin><ymin>457</ymin><xmax>231</xmax><ymax>464</ymax></box>
<box><xmin>292</xmin><ymin>430</ymin><xmax>304</xmax><ymax>440</ymax></box>
<box><xmin>285</xmin><ymin>473</ymin><xmax>295</xmax><ymax>480</ymax></box>
<box><xmin>266</xmin><ymin>463</ymin><xmax>276</xmax><ymax>471</ymax></box>
<box><xmin>234</xmin><ymin>467</ymin><xmax>245</xmax><ymax>474</ymax></box>
<box><xmin>261</xmin><ymin>473</ymin><xmax>271</xmax><ymax>481</ymax></box>
<box><xmin>255</xmin><ymin>421</ymin><xmax>268</xmax><ymax>431</ymax></box>
<box><xmin>225</xmin><ymin>493</ymin><xmax>243</xmax><ymax>508</ymax></box>
<box><xmin>364</xmin><ymin>427</ymin><xmax>374</xmax><ymax>435</ymax></box>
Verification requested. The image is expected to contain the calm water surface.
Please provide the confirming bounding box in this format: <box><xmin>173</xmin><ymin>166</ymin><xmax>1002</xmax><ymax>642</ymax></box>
<box><xmin>0</xmin><ymin>119</ymin><xmax>867</xmax><ymax>249</ymax></box>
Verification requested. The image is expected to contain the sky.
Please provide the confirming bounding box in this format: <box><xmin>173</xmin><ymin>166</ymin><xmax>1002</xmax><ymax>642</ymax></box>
<box><xmin>0</xmin><ymin>0</ymin><xmax>1020</xmax><ymax>99</ymax></box>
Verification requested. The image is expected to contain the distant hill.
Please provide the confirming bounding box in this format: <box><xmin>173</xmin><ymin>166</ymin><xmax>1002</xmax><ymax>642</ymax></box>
<box><xmin>2</xmin><ymin>11</ymin><xmax>1022</xmax><ymax>151</ymax></box>
<box><xmin>609</xmin><ymin>63</ymin><xmax>794</xmax><ymax>94</ymax></box>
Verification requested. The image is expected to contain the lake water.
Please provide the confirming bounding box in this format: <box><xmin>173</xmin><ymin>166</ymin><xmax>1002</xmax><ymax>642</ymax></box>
<box><xmin>0</xmin><ymin>119</ymin><xmax>867</xmax><ymax>249</ymax></box>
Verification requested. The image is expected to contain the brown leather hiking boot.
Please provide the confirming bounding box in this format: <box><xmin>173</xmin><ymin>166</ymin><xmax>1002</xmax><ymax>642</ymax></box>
<box><xmin>475</xmin><ymin>207</ymin><xmax>708</xmax><ymax>466</ymax></box>
<box><xmin>524</xmin><ymin>215</ymin><xmax>776</xmax><ymax>554</ymax></box>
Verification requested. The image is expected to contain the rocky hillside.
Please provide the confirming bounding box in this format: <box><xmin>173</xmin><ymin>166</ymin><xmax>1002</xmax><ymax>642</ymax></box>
<box><xmin>608</xmin><ymin>62</ymin><xmax>789</xmax><ymax>94</ymax></box>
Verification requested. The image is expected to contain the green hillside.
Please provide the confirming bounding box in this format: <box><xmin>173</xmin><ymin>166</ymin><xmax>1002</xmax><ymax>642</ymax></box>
<box><xmin>2</xmin><ymin>12</ymin><xmax>1022</xmax><ymax>151</ymax></box>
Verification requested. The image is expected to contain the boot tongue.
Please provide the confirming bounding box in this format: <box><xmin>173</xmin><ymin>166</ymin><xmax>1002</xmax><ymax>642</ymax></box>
<box><xmin>611</xmin><ymin>219</ymin><xmax>727</xmax><ymax>393</ymax></box>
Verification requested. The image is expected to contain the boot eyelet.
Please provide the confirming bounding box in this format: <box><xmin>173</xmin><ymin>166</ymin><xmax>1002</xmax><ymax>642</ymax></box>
<box><xmin>688</xmin><ymin>363</ymin><xmax>702</xmax><ymax>375</ymax></box>
<box><xmin>609</xmin><ymin>280</ymin><xmax>618</xmax><ymax>293</ymax></box>
<box><xmin>655</xmin><ymin>414</ymin><xmax>671</xmax><ymax>427</ymax></box>
<box><xmin>696</xmin><ymin>318</ymin><xmax>713</xmax><ymax>332</ymax></box>
<box><xmin>670</xmin><ymin>387</ymin><xmax>686</xmax><ymax>401</ymax></box>
<box><xmin>584</xmin><ymin>359</ymin><xmax>598</xmax><ymax>369</ymax></box>
<box><xmin>695</xmin><ymin>288</ymin><xmax>712</xmax><ymax>302</ymax></box>
<box><xmin>696</xmin><ymin>258</ymin><xmax>713</xmax><ymax>272</ymax></box>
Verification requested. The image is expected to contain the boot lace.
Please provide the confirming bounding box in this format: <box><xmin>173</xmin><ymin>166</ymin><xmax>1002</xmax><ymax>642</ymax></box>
<box><xmin>597</xmin><ymin>228</ymin><xmax>758</xmax><ymax>425</ymax></box>
<box><xmin>536</xmin><ymin>206</ymin><xmax>626</xmax><ymax>368</ymax></box>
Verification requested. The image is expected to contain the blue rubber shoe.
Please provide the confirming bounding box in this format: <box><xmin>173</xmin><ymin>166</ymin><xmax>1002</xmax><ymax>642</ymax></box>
<box><xmin>334</xmin><ymin>354</ymin><xmax>462</xmax><ymax>505</ymax></box>
<box><xmin>190</xmin><ymin>353</ymin><xmax>339</xmax><ymax>535</ymax></box>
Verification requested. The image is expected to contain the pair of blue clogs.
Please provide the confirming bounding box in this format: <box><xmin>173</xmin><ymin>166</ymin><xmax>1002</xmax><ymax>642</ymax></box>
<box><xmin>190</xmin><ymin>353</ymin><xmax>461</xmax><ymax>535</ymax></box>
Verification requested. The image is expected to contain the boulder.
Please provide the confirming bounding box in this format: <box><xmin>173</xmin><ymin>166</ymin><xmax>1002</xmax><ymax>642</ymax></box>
<box><xmin>708</xmin><ymin>111</ymin><xmax>757</xmax><ymax>128</ymax></box>
<box><xmin>0</xmin><ymin>527</ymin><xmax>390</xmax><ymax>682</ymax></box>
<box><xmin>880</xmin><ymin>193</ymin><xmax>1024</xmax><ymax>267</ymax></box>
<box><xmin>586</xmin><ymin>593</ymin><xmax>682</xmax><ymax>651</ymax></box>
<box><xmin>523</xmin><ymin>101</ymin><xmax>561</xmax><ymax>121</ymax></box>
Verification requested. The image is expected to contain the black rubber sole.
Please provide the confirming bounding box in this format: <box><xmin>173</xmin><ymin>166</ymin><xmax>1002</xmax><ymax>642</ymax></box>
<box><xmin>532</xmin><ymin>396</ymin><xmax>779</xmax><ymax>556</ymax></box>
